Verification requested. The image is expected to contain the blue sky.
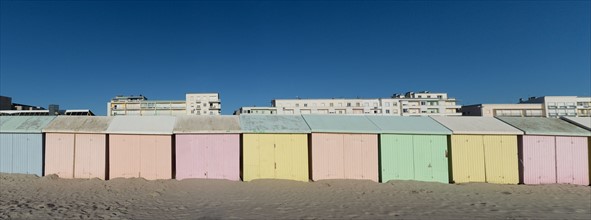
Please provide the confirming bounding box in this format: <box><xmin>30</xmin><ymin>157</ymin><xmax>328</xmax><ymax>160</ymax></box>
<box><xmin>1</xmin><ymin>0</ymin><xmax>589</xmax><ymax>115</ymax></box>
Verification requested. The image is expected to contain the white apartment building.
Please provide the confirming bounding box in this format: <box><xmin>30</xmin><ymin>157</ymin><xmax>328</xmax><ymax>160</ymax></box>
<box><xmin>460</xmin><ymin>104</ymin><xmax>545</xmax><ymax>117</ymax></box>
<box><xmin>108</xmin><ymin>93</ymin><xmax>221</xmax><ymax>116</ymax></box>
<box><xmin>519</xmin><ymin>96</ymin><xmax>591</xmax><ymax>117</ymax></box>
<box><xmin>234</xmin><ymin>91</ymin><xmax>461</xmax><ymax>116</ymax></box>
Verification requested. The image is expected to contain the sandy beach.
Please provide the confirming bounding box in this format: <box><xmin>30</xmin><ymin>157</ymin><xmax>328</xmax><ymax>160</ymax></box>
<box><xmin>0</xmin><ymin>173</ymin><xmax>589</xmax><ymax>219</ymax></box>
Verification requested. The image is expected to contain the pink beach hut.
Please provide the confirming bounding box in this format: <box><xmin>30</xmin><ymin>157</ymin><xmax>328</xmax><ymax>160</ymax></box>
<box><xmin>173</xmin><ymin>115</ymin><xmax>241</xmax><ymax>181</ymax></box>
<box><xmin>498</xmin><ymin>117</ymin><xmax>590</xmax><ymax>185</ymax></box>
<box><xmin>302</xmin><ymin>115</ymin><xmax>380</xmax><ymax>182</ymax></box>
<box><xmin>106</xmin><ymin>116</ymin><xmax>176</xmax><ymax>180</ymax></box>
<box><xmin>43</xmin><ymin>116</ymin><xmax>112</xmax><ymax>179</ymax></box>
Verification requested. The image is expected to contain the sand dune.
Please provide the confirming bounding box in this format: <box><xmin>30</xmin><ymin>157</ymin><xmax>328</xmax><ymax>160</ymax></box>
<box><xmin>1</xmin><ymin>173</ymin><xmax>589</xmax><ymax>219</ymax></box>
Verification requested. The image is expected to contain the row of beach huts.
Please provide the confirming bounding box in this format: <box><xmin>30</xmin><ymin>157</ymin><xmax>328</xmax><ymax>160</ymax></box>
<box><xmin>0</xmin><ymin>115</ymin><xmax>589</xmax><ymax>185</ymax></box>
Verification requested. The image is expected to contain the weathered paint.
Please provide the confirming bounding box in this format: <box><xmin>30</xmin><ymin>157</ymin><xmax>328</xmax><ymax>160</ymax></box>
<box><xmin>0</xmin><ymin>116</ymin><xmax>56</xmax><ymax>133</ymax></box>
<box><xmin>521</xmin><ymin>135</ymin><xmax>556</xmax><ymax>184</ymax></box>
<box><xmin>482</xmin><ymin>135</ymin><xmax>519</xmax><ymax>184</ymax></box>
<box><xmin>303</xmin><ymin>115</ymin><xmax>380</xmax><ymax>133</ymax></box>
<box><xmin>556</xmin><ymin>136</ymin><xmax>589</xmax><ymax>185</ymax></box>
<box><xmin>431</xmin><ymin>117</ymin><xmax>523</xmax><ymax>135</ymax></box>
<box><xmin>450</xmin><ymin>135</ymin><xmax>486</xmax><ymax>183</ymax></box>
<box><xmin>380</xmin><ymin>134</ymin><xmax>414</xmax><ymax>181</ymax></box>
<box><xmin>366</xmin><ymin>116</ymin><xmax>452</xmax><ymax>135</ymax></box>
<box><xmin>109</xmin><ymin>134</ymin><xmax>172</xmax><ymax>180</ymax></box>
<box><xmin>311</xmin><ymin>133</ymin><xmax>378</xmax><ymax>182</ymax></box>
<box><xmin>413</xmin><ymin>135</ymin><xmax>449</xmax><ymax>183</ymax></box>
<box><xmin>498</xmin><ymin>117</ymin><xmax>590</xmax><ymax>137</ymax></box>
<box><xmin>240</xmin><ymin>115</ymin><xmax>310</xmax><ymax>133</ymax></box>
<box><xmin>174</xmin><ymin>115</ymin><xmax>241</xmax><ymax>133</ymax></box>
<box><xmin>44</xmin><ymin>133</ymin><xmax>75</xmax><ymax>178</ymax></box>
<box><xmin>175</xmin><ymin>134</ymin><xmax>240</xmax><ymax>181</ymax></box>
<box><xmin>74</xmin><ymin>134</ymin><xmax>106</xmax><ymax>179</ymax></box>
<box><xmin>561</xmin><ymin>117</ymin><xmax>591</xmax><ymax>131</ymax></box>
<box><xmin>242</xmin><ymin>134</ymin><xmax>308</xmax><ymax>181</ymax></box>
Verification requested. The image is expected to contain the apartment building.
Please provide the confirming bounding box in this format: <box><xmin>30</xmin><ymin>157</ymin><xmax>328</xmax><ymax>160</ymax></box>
<box><xmin>234</xmin><ymin>91</ymin><xmax>461</xmax><ymax>116</ymax></box>
<box><xmin>519</xmin><ymin>96</ymin><xmax>591</xmax><ymax>117</ymax></box>
<box><xmin>460</xmin><ymin>104</ymin><xmax>544</xmax><ymax>117</ymax></box>
<box><xmin>107</xmin><ymin>93</ymin><xmax>221</xmax><ymax>116</ymax></box>
<box><xmin>460</xmin><ymin>96</ymin><xmax>591</xmax><ymax>118</ymax></box>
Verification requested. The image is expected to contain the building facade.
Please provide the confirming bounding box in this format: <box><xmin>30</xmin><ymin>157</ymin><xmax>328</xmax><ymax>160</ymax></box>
<box><xmin>107</xmin><ymin>93</ymin><xmax>221</xmax><ymax>116</ymax></box>
<box><xmin>460</xmin><ymin>96</ymin><xmax>591</xmax><ymax>118</ymax></box>
<box><xmin>519</xmin><ymin>96</ymin><xmax>591</xmax><ymax>118</ymax></box>
<box><xmin>234</xmin><ymin>91</ymin><xmax>461</xmax><ymax>116</ymax></box>
<box><xmin>461</xmin><ymin>104</ymin><xmax>545</xmax><ymax>117</ymax></box>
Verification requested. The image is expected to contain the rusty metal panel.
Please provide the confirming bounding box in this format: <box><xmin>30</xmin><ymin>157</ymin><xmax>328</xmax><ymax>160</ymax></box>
<box><xmin>44</xmin><ymin>133</ymin><xmax>75</xmax><ymax>178</ymax></box>
<box><xmin>74</xmin><ymin>134</ymin><xmax>106</xmax><ymax>179</ymax></box>
<box><xmin>521</xmin><ymin>135</ymin><xmax>556</xmax><ymax>184</ymax></box>
<box><xmin>556</xmin><ymin>136</ymin><xmax>589</xmax><ymax>185</ymax></box>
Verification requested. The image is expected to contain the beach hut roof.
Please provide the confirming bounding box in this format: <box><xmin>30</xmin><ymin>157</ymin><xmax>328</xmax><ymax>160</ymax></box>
<box><xmin>366</xmin><ymin>116</ymin><xmax>451</xmax><ymax>135</ymax></box>
<box><xmin>240</xmin><ymin>115</ymin><xmax>310</xmax><ymax>133</ymax></box>
<box><xmin>106</xmin><ymin>116</ymin><xmax>176</xmax><ymax>135</ymax></box>
<box><xmin>42</xmin><ymin>116</ymin><xmax>113</xmax><ymax>133</ymax></box>
<box><xmin>174</xmin><ymin>115</ymin><xmax>241</xmax><ymax>133</ymax></box>
<box><xmin>0</xmin><ymin>116</ymin><xmax>56</xmax><ymax>133</ymax></box>
<box><xmin>497</xmin><ymin>117</ymin><xmax>591</xmax><ymax>137</ymax></box>
<box><xmin>430</xmin><ymin>116</ymin><xmax>523</xmax><ymax>135</ymax></box>
<box><xmin>302</xmin><ymin>115</ymin><xmax>380</xmax><ymax>133</ymax></box>
<box><xmin>561</xmin><ymin>116</ymin><xmax>591</xmax><ymax>131</ymax></box>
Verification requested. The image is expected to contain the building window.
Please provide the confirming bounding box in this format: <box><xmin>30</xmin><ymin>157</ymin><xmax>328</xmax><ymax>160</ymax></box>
<box><xmin>347</xmin><ymin>103</ymin><xmax>351</xmax><ymax>107</ymax></box>
<box><xmin>420</xmin><ymin>101</ymin><xmax>426</xmax><ymax>105</ymax></box>
<box><xmin>385</xmin><ymin>102</ymin><xmax>390</xmax><ymax>107</ymax></box>
<box><xmin>386</xmin><ymin>110</ymin><xmax>390</xmax><ymax>114</ymax></box>
<box><xmin>437</xmin><ymin>95</ymin><xmax>442</xmax><ymax>99</ymax></box>
<box><xmin>330</xmin><ymin>103</ymin><xmax>334</xmax><ymax>107</ymax></box>
<box><xmin>356</xmin><ymin>103</ymin><xmax>360</xmax><ymax>107</ymax></box>
<box><xmin>296</xmin><ymin>104</ymin><xmax>299</xmax><ymax>107</ymax></box>
<box><xmin>304</xmin><ymin>103</ymin><xmax>308</xmax><ymax>107</ymax></box>
<box><xmin>364</xmin><ymin>102</ymin><xmax>369</xmax><ymax>107</ymax></box>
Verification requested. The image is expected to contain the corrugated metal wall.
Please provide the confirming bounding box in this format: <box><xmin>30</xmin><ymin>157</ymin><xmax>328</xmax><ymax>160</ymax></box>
<box><xmin>45</xmin><ymin>133</ymin><xmax>75</xmax><ymax>178</ymax></box>
<box><xmin>450</xmin><ymin>135</ymin><xmax>486</xmax><ymax>183</ymax></box>
<box><xmin>483</xmin><ymin>135</ymin><xmax>519</xmax><ymax>184</ymax></box>
<box><xmin>380</xmin><ymin>135</ymin><xmax>414</xmax><ymax>181</ymax></box>
<box><xmin>175</xmin><ymin>134</ymin><xmax>240</xmax><ymax>181</ymax></box>
<box><xmin>74</xmin><ymin>134</ymin><xmax>106</xmax><ymax>179</ymax></box>
<box><xmin>0</xmin><ymin>134</ymin><xmax>12</xmax><ymax>173</ymax></box>
<box><xmin>380</xmin><ymin>134</ymin><xmax>448</xmax><ymax>184</ymax></box>
<box><xmin>0</xmin><ymin>133</ymin><xmax>43</xmax><ymax>176</ymax></box>
<box><xmin>109</xmin><ymin>134</ymin><xmax>172</xmax><ymax>180</ymax></box>
<box><xmin>556</xmin><ymin>136</ymin><xmax>589</xmax><ymax>185</ymax></box>
<box><xmin>521</xmin><ymin>135</ymin><xmax>556</xmax><ymax>184</ymax></box>
<box><xmin>311</xmin><ymin>133</ymin><xmax>378</xmax><ymax>182</ymax></box>
<box><xmin>311</xmin><ymin>133</ymin><xmax>344</xmax><ymax>180</ymax></box>
<box><xmin>413</xmin><ymin>135</ymin><xmax>449</xmax><ymax>183</ymax></box>
<box><xmin>243</xmin><ymin>134</ymin><xmax>308</xmax><ymax>181</ymax></box>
